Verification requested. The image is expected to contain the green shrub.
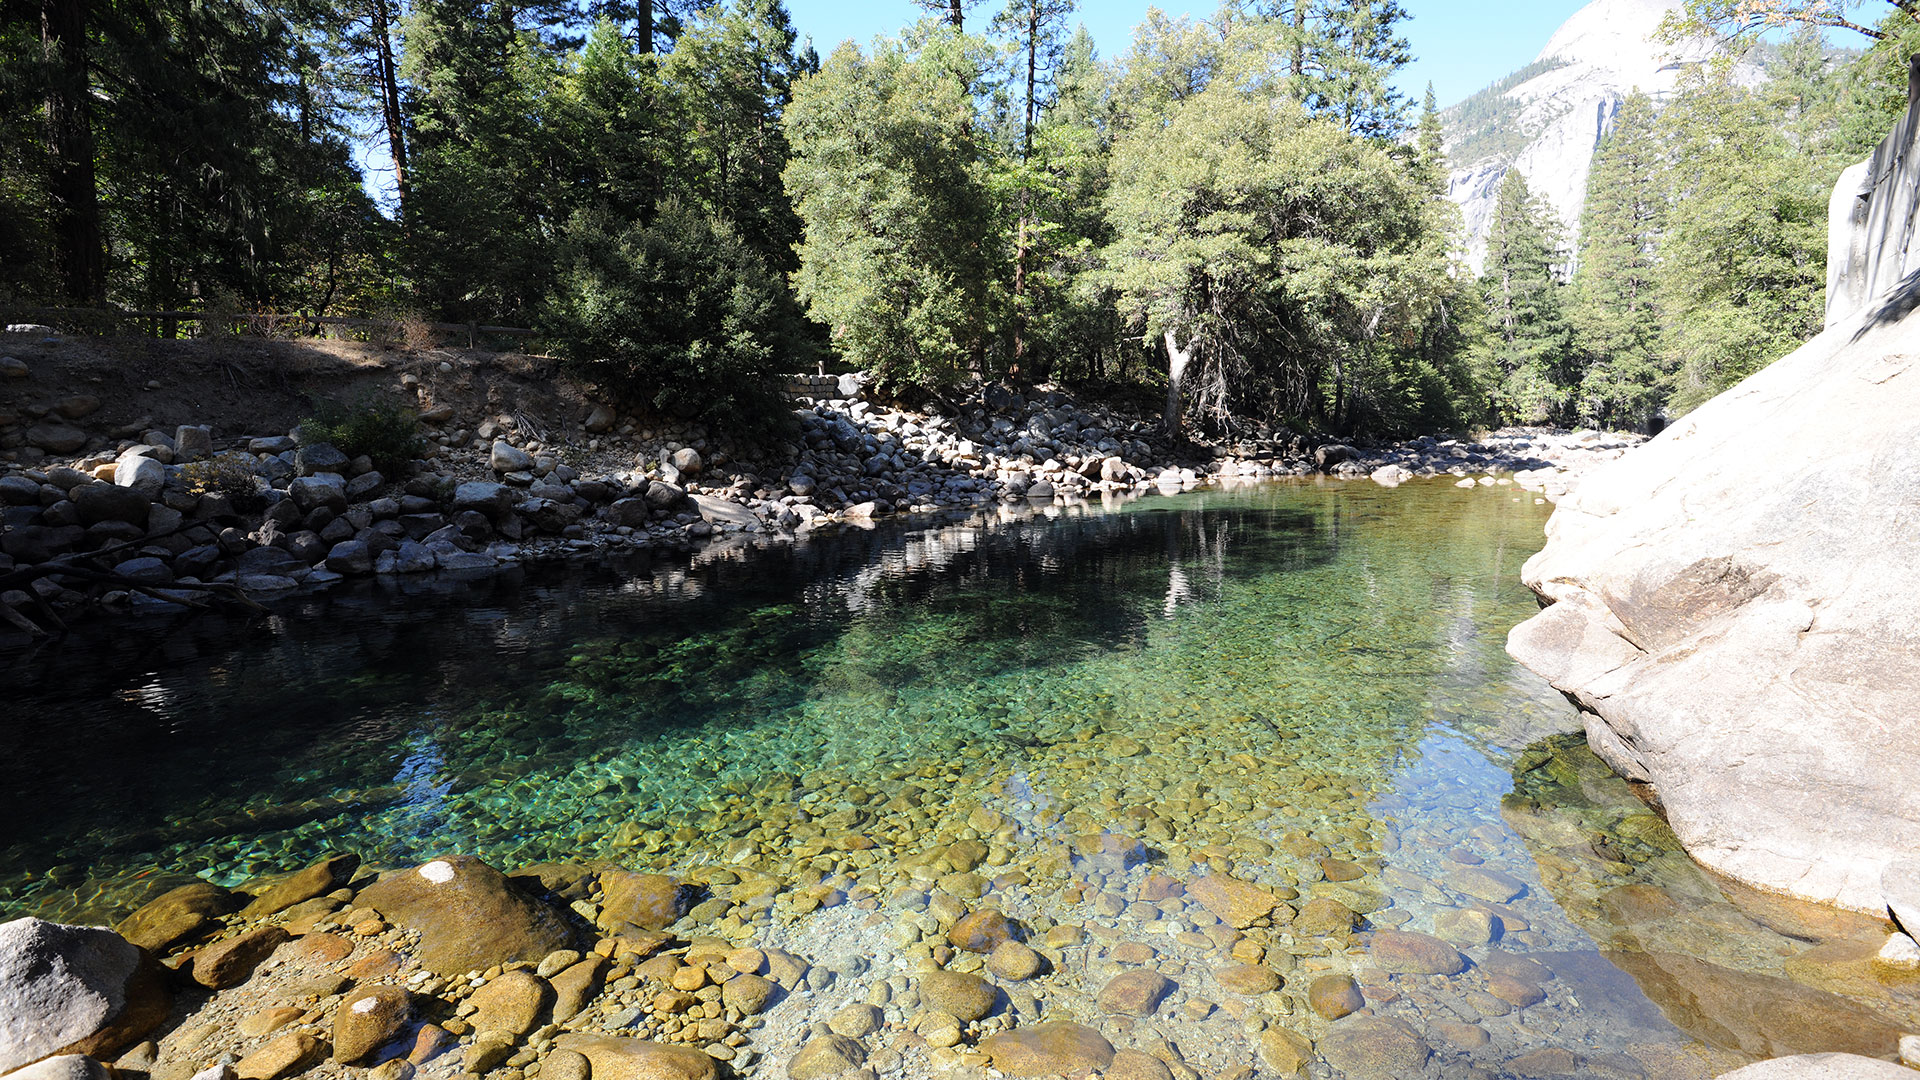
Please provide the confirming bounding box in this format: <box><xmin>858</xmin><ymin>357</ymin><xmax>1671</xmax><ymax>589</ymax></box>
<box><xmin>303</xmin><ymin>397</ymin><xmax>424</xmax><ymax>475</ymax></box>
<box><xmin>545</xmin><ymin>199</ymin><xmax>793</xmax><ymax>426</ymax></box>
<box><xmin>180</xmin><ymin>452</ymin><xmax>265</xmax><ymax>510</ymax></box>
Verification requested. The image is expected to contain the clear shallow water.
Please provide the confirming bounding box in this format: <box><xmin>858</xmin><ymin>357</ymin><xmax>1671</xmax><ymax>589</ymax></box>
<box><xmin>2</xmin><ymin>479</ymin><xmax>1914</xmax><ymax>1075</ymax></box>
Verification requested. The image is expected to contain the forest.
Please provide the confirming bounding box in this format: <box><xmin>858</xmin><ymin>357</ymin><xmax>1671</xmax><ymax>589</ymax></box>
<box><xmin>2</xmin><ymin>0</ymin><xmax>1917</xmax><ymax>436</ymax></box>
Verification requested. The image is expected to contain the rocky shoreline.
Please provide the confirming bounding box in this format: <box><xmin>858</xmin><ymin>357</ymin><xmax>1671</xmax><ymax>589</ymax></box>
<box><xmin>9</xmin><ymin>740</ymin><xmax>1919</xmax><ymax>1080</ymax></box>
<box><xmin>0</xmin><ymin>339</ymin><xmax>1642</xmax><ymax>635</ymax></box>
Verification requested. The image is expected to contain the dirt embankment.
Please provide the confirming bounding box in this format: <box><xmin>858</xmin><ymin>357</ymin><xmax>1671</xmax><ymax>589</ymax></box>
<box><xmin>0</xmin><ymin>332</ymin><xmax>598</xmax><ymax>460</ymax></box>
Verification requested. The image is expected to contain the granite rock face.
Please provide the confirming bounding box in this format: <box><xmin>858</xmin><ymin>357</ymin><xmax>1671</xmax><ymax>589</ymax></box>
<box><xmin>1508</xmin><ymin>265</ymin><xmax>1920</xmax><ymax>911</ymax></box>
<box><xmin>1828</xmin><ymin>59</ymin><xmax>1920</xmax><ymax>327</ymax></box>
<box><xmin>1443</xmin><ymin>0</ymin><xmax>1745</xmax><ymax>271</ymax></box>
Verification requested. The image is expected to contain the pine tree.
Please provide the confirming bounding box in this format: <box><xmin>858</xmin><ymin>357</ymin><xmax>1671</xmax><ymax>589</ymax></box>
<box><xmin>1413</xmin><ymin>82</ymin><xmax>1445</xmax><ymax>194</ymax></box>
<box><xmin>1288</xmin><ymin>0</ymin><xmax>1414</xmax><ymax>140</ymax></box>
<box><xmin>403</xmin><ymin>0</ymin><xmax>565</xmax><ymax>323</ymax></box>
<box><xmin>1657</xmin><ymin>74</ymin><xmax>1828</xmax><ymax>413</ymax></box>
<box><xmin>1571</xmin><ymin>91</ymin><xmax>1667</xmax><ymax>430</ymax></box>
<box><xmin>912</xmin><ymin>0</ymin><xmax>980</xmax><ymax>31</ymax></box>
<box><xmin>783</xmin><ymin>34</ymin><xmax>999</xmax><ymax>393</ymax></box>
<box><xmin>1477</xmin><ymin>168</ymin><xmax>1576</xmax><ymax>424</ymax></box>
<box><xmin>989</xmin><ymin>0</ymin><xmax>1075</xmax><ymax>373</ymax></box>
<box><xmin>657</xmin><ymin>0</ymin><xmax>807</xmax><ymax>274</ymax></box>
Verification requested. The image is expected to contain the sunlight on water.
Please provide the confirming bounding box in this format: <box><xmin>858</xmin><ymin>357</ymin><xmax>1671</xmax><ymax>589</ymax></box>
<box><xmin>2</xmin><ymin>478</ymin><xmax>1913</xmax><ymax>1074</ymax></box>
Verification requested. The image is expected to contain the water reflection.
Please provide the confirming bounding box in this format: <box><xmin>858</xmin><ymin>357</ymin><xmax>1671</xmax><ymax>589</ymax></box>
<box><xmin>2</xmin><ymin>479</ymin><xmax>1900</xmax><ymax>1072</ymax></box>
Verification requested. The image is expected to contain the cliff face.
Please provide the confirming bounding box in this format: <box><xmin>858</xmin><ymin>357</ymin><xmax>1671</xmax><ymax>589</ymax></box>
<box><xmin>1443</xmin><ymin>0</ymin><xmax>1716</xmax><ymax>270</ymax></box>
<box><xmin>1828</xmin><ymin>59</ymin><xmax>1920</xmax><ymax>327</ymax></box>
<box><xmin>1506</xmin><ymin>74</ymin><xmax>1920</xmax><ymax>914</ymax></box>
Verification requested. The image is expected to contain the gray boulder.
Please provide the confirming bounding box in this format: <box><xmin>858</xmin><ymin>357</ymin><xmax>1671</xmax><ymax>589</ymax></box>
<box><xmin>6</xmin><ymin>1057</ymin><xmax>112</xmax><ymax>1080</ymax></box>
<box><xmin>324</xmin><ymin>540</ymin><xmax>373</xmax><ymax>575</ymax></box>
<box><xmin>294</xmin><ymin>444</ymin><xmax>349</xmax><ymax>476</ymax></box>
<box><xmin>1507</xmin><ymin>265</ymin><xmax>1920</xmax><ymax>911</ymax></box>
<box><xmin>389</xmin><ymin>541</ymin><xmax>437</xmax><ymax>574</ymax></box>
<box><xmin>669</xmin><ymin>447</ymin><xmax>702</xmax><ymax>476</ymax></box>
<box><xmin>26</xmin><ymin>424</ymin><xmax>86</xmax><ymax>454</ymax></box>
<box><xmin>490</xmin><ymin>441</ymin><xmax>533</xmax><ymax>473</ymax></box>
<box><xmin>0</xmin><ymin>476</ymin><xmax>41</xmax><ymax>505</ymax></box>
<box><xmin>174</xmin><ymin>426</ymin><xmax>212</xmax><ymax>462</ymax></box>
<box><xmin>113</xmin><ymin>455</ymin><xmax>165</xmax><ymax>499</ymax></box>
<box><xmin>111</xmin><ymin>558</ymin><xmax>172</xmax><ymax>585</ymax></box>
<box><xmin>452</xmin><ymin>482</ymin><xmax>520</xmax><ymax>522</ymax></box>
<box><xmin>0</xmin><ymin>918</ymin><xmax>170</xmax><ymax>1072</ymax></box>
<box><xmin>345</xmin><ymin>471</ymin><xmax>384</xmax><ymax>499</ymax></box>
<box><xmin>73</xmin><ymin>484</ymin><xmax>149</xmax><ymax>528</ymax></box>
<box><xmin>288</xmin><ymin>475</ymin><xmax>347</xmax><ymax>512</ymax></box>
<box><xmin>606</xmin><ymin>498</ymin><xmax>651</xmax><ymax>527</ymax></box>
<box><xmin>643</xmin><ymin>480</ymin><xmax>685</xmax><ymax>509</ymax></box>
<box><xmin>689</xmin><ymin>494</ymin><xmax>757</xmax><ymax>528</ymax></box>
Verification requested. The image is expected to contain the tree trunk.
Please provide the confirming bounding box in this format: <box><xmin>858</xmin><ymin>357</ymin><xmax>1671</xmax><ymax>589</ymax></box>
<box><xmin>42</xmin><ymin>0</ymin><xmax>104</xmax><ymax>304</ymax></box>
<box><xmin>1008</xmin><ymin>0</ymin><xmax>1039</xmax><ymax>376</ymax></box>
<box><xmin>371</xmin><ymin>0</ymin><xmax>409</xmax><ymax>217</ymax></box>
<box><xmin>1163</xmin><ymin>329</ymin><xmax>1192</xmax><ymax>435</ymax></box>
<box><xmin>1291</xmin><ymin>0</ymin><xmax>1306</xmax><ymax>83</ymax></box>
<box><xmin>1023</xmin><ymin>0</ymin><xmax>1038</xmax><ymax>161</ymax></box>
<box><xmin>637</xmin><ymin>0</ymin><xmax>654</xmax><ymax>51</ymax></box>
<box><xmin>1012</xmin><ymin>218</ymin><xmax>1028</xmax><ymax>374</ymax></box>
<box><xmin>948</xmin><ymin>0</ymin><xmax>963</xmax><ymax>30</ymax></box>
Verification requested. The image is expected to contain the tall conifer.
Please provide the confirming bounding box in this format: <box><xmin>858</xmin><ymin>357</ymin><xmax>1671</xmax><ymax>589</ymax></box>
<box><xmin>1477</xmin><ymin>168</ymin><xmax>1575</xmax><ymax>424</ymax></box>
<box><xmin>1572</xmin><ymin>91</ymin><xmax>1667</xmax><ymax>429</ymax></box>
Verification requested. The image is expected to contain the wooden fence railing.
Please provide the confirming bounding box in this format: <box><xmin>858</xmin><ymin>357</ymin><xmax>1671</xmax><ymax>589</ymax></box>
<box><xmin>5</xmin><ymin>307</ymin><xmax>539</xmax><ymax>348</ymax></box>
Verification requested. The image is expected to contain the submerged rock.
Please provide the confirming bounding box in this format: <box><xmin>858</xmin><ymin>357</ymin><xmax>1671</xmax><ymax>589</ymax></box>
<box><xmin>115</xmin><ymin>882</ymin><xmax>239</xmax><ymax>953</ymax></box>
<box><xmin>978</xmin><ymin>1023</ymin><xmax>1114</xmax><ymax>1078</ymax></box>
<box><xmin>1317</xmin><ymin>1016</ymin><xmax>1430</xmax><ymax>1080</ymax></box>
<box><xmin>241</xmin><ymin>852</ymin><xmax>359</xmax><ymax>918</ymax></box>
<box><xmin>1186</xmin><ymin>874</ymin><xmax>1278</xmax><ymax>928</ymax></box>
<box><xmin>918</xmin><ymin>970</ymin><xmax>997</xmax><ymax>1021</ymax></box>
<box><xmin>785</xmin><ymin>1034</ymin><xmax>862</xmax><ymax>1080</ymax></box>
<box><xmin>550</xmin><ymin>1035</ymin><xmax>720</xmax><ymax>1080</ymax></box>
<box><xmin>597</xmin><ymin>871</ymin><xmax>693</xmax><ymax>934</ymax></box>
<box><xmin>1096</xmin><ymin>970</ymin><xmax>1172</xmax><ymax>1016</ymax></box>
<box><xmin>1367</xmin><ymin>930</ymin><xmax>1466</xmax><ymax>976</ymax></box>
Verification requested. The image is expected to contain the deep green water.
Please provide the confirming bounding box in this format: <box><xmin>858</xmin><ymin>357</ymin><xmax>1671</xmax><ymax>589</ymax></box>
<box><xmin>2</xmin><ymin>478</ymin><xmax>1912</xmax><ymax>1072</ymax></box>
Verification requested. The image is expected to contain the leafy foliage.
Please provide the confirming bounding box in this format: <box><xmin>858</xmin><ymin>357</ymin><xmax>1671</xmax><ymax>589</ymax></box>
<box><xmin>303</xmin><ymin>399</ymin><xmax>424</xmax><ymax>475</ymax></box>
<box><xmin>783</xmin><ymin>31</ymin><xmax>999</xmax><ymax>394</ymax></box>
<box><xmin>1103</xmin><ymin>62</ymin><xmax>1466</xmax><ymax>434</ymax></box>
<box><xmin>1476</xmin><ymin>170</ymin><xmax>1575</xmax><ymax>424</ymax></box>
<box><xmin>548</xmin><ymin>200</ymin><xmax>791</xmax><ymax>425</ymax></box>
<box><xmin>1657</xmin><ymin>74</ymin><xmax>1830</xmax><ymax>413</ymax></box>
<box><xmin>1570</xmin><ymin>92</ymin><xmax>1668</xmax><ymax>429</ymax></box>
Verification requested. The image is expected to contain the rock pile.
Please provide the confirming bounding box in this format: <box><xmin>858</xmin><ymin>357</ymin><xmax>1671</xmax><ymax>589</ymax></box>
<box><xmin>3</xmin><ymin>358</ymin><xmax>1633</xmax><ymax>634</ymax></box>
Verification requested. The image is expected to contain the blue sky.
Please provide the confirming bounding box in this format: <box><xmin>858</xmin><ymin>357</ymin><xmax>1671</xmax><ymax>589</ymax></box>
<box><xmin>782</xmin><ymin>0</ymin><xmax>1594</xmax><ymax>107</ymax></box>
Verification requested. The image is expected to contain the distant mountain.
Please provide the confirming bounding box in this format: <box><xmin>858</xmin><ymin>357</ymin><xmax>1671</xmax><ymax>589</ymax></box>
<box><xmin>1441</xmin><ymin>0</ymin><xmax>1719</xmax><ymax>271</ymax></box>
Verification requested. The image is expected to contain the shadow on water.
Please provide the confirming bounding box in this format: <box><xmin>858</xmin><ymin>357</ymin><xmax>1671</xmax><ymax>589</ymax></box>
<box><xmin>1</xmin><ymin>491</ymin><xmax>1340</xmax><ymax>916</ymax></box>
